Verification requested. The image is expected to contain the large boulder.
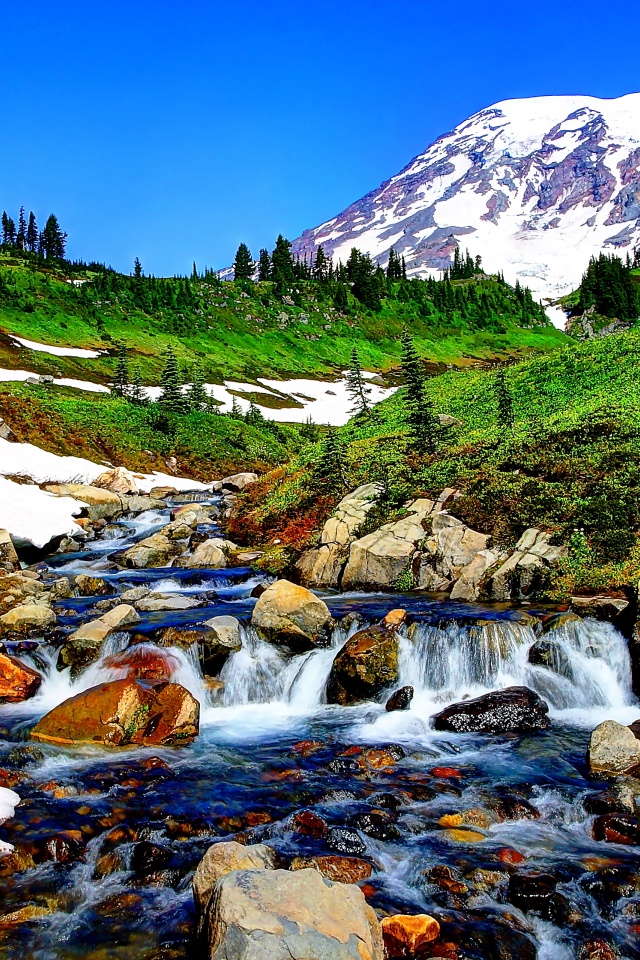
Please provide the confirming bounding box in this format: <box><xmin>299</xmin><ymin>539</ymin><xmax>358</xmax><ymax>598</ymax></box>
<box><xmin>0</xmin><ymin>530</ymin><xmax>19</xmax><ymax>570</ymax></box>
<box><xmin>43</xmin><ymin>483</ymin><xmax>123</xmax><ymax>521</ymax></box>
<box><xmin>115</xmin><ymin>532</ymin><xmax>184</xmax><ymax>568</ymax></box>
<box><xmin>490</xmin><ymin>530</ymin><xmax>567</xmax><ymax>601</ymax></box>
<box><xmin>31</xmin><ymin>678</ymin><xmax>199</xmax><ymax>747</ymax></box>
<box><xmin>59</xmin><ymin>604</ymin><xmax>140</xmax><ymax>675</ymax></box>
<box><xmin>326</xmin><ymin>610</ymin><xmax>405</xmax><ymax>705</ymax></box>
<box><xmin>185</xmin><ymin>539</ymin><xmax>228</xmax><ymax>569</ymax></box>
<box><xmin>94</xmin><ymin>467</ymin><xmax>139</xmax><ymax>495</ymax></box>
<box><xmin>193</xmin><ymin>841</ymin><xmax>277</xmax><ymax>928</ymax></box>
<box><xmin>251</xmin><ymin>580</ymin><xmax>332</xmax><ymax>651</ymax></box>
<box><xmin>420</xmin><ymin>512</ymin><xmax>496</xmax><ymax>601</ymax></box>
<box><xmin>0</xmin><ymin>604</ymin><xmax>56</xmax><ymax>638</ymax></box>
<box><xmin>203</xmin><ymin>867</ymin><xmax>383</xmax><ymax>960</ymax></box>
<box><xmin>0</xmin><ymin>652</ymin><xmax>42</xmax><ymax>703</ymax></box>
<box><xmin>220</xmin><ymin>472</ymin><xmax>258</xmax><ymax>492</ymax></box>
<box><xmin>432</xmin><ymin>686</ymin><xmax>550</xmax><ymax>734</ymax></box>
<box><xmin>588</xmin><ymin>720</ymin><xmax>640</xmax><ymax>776</ymax></box>
<box><xmin>297</xmin><ymin>483</ymin><xmax>382</xmax><ymax>588</ymax></box>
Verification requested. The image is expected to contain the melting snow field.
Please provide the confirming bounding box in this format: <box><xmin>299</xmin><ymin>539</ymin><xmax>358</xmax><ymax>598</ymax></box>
<box><xmin>9</xmin><ymin>335</ymin><xmax>104</xmax><ymax>359</ymax></box>
<box><xmin>0</xmin><ymin>367</ymin><xmax>109</xmax><ymax>393</ymax></box>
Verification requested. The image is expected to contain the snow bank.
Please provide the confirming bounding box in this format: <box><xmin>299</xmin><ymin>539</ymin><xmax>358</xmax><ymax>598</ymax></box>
<box><xmin>0</xmin><ymin>787</ymin><xmax>20</xmax><ymax>856</ymax></box>
<box><xmin>0</xmin><ymin>438</ymin><xmax>105</xmax><ymax>484</ymax></box>
<box><xmin>0</xmin><ymin>477</ymin><xmax>86</xmax><ymax>548</ymax></box>
<box><xmin>9</xmin><ymin>335</ymin><xmax>104</xmax><ymax>359</ymax></box>
<box><xmin>0</xmin><ymin>368</ymin><xmax>109</xmax><ymax>393</ymax></box>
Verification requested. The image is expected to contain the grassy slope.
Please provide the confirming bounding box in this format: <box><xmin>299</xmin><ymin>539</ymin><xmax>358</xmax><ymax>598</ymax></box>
<box><xmin>232</xmin><ymin>332</ymin><xmax>640</xmax><ymax>596</ymax></box>
<box><xmin>0</xmin><ymin>254</ymin><xmax>567</xmax><ymax>386</ymax></box>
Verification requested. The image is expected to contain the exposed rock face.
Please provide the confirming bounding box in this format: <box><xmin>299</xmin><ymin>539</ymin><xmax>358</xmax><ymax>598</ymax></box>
<box><xmin>490</xmin><ymin>529</ymin><xmax>567</xmax><ymax>600</ymax></box>
<box><xmin>326</xmin><ymin>610</ymin><xmax>405</xmax><ymax>705</ymax></box>
<box><xmin>420</xmin><ymin>510</ymin><xmax>500</xmax><ymax>600</ymax></box>
<box><xmin>115</xmin><ymin>532</ymin><xmax>184</xmax><ymax>568</ymax></box>
<box><xmin>0</xmin><ymin>604</ymin><xmax>56</xmax><ymax>637</ymax></box>
<box><xmin>193</xmin><ymin>841</ymin><xmax>277</xmax><ymax>925</ymax></box>
<box><xmin>43</xmin><ymin>483</ymin><xmax>123</xmax><ymax>521</ymax></box>
<box><xmin>432</xmin><ymin>686</ymin><xmax>551</xmax><ymax>734</ymax></box>
<box><xmin>588</xmin><ymin>720</ymin><xmax>640</xmax><ymax>775</ymax></box>
<box><xmin>0</xmin><ymin>653</ymin><xmax>42</xmax><ymax>703</ymax></box>
<box><xmin>220</xmin><ymin>472</ymin><xmax>258</xmax><ymax>492</ymax></box>
<box><xmin>0</xmin><ymin>530</ymin><xmax>19</xmax><ymax>570</ymax></box>
<box><xmin>31</xmin><ymin>679</ymin><xmax>199</xmax><ymax>747</ymax></box>
<box><xmin>185</xmin><ymin>539</ymin><xmax>228</xmax><ymax>569</ymax></box>
<box><xmin>59</xmin><ymin>604</ymin><xmax>140</xmax><ymax>675</ymax></box>
<box><xmin>204</xmin><ymin>867</ymin><xmax>384</xmax><ymax>960</ymax></box>
<box><xmin>94</xmin><ymin>467</ymin><xmax>139</xmax><ymax>495</ymax></box>
<box><xmin>252</xmin><ymin>580</ymin><xmax>332</xmax><ymax>651</ymax></box>
<box><xmin>297</xmin><ymin>483</ymin><xmax>381</xmax><ymax>588</ymax></box>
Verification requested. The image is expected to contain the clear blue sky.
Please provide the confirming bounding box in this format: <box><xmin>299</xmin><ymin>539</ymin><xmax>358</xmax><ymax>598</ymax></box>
<box><xmin>0</xmin><ymin>1</ymin><xmax>635</xmax><ymax>276</ymax></box>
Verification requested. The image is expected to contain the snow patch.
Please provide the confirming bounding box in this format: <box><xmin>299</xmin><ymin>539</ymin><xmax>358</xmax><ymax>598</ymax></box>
<box><xmin>0</xmin><ymin>476</ymin><xmax>86</xmax><ymax>548</ymax></box>
<box><xmin>9</xmin><ymin>335</ymin><xmax>104</xmax><ymax>359</ymax></box>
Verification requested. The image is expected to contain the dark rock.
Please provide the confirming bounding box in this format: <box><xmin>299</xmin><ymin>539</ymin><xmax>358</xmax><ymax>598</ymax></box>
<box><xmin>320</xmin><ymin>789</ymin><xmax>359</xmax><ymax>804</ymax></box>
<box><xmin>350</xmin><ymin>810</ymin><xmax>401</xmax><ymax>841</ymax></box>
<box><xmin>507</xmin><ymin>872</ymin><xmax>558</xmax><ymax>918</ymax></box>
<box><xmin>326</xmin><ymin>826</ymin><xmax>366</xmax><ymax>855</ymax></box>
<box><xmin>368</xmin><ymin>792</ymin><xmax>404</xmax><ymax>810</ymax></box>
<box><xmin>592</xmin><ymin>813</ymin><xmax>640</xmax><ymax>845</ymax></box>
<box><xmin>289</xmin><ymin>810</ymin><xmax>328</xmax><ymax>838</ymax></box>
<box><xmin>326</xmin><ymin>610</ymin><xmax>405</xmax><ymax>706</ymax></box>
<box><xmin>250</xmin><ymin>583</ymin><xmax>268</xmax><ymax>599</ymax></box>
<box><xmin>326</xmin><ymin>757</ymin><xmax>360</xmax><ymax>775</ymax></box>
<box><xmin>432</xmin><ymin>686</ymin><xmax>550</xmax><ymax>734</ymax></box>
<box><xmin>527</xmin><ymin>639</ymin><xmax>572</xmax><ymax>676</ymax></box>
<box><xmin>385</xmin><ymin>686</ymin><xmax>414</xmax><ymax>712</ymax></box>
<box><xmin>130</xmin><ymin>840</ymin><xmax>172</xmax><ymax>874</ymax></box>
<box><xmin>579</xmin><ymin>940</ymin><xmax>618</xmax><ymax>960</ymax></box>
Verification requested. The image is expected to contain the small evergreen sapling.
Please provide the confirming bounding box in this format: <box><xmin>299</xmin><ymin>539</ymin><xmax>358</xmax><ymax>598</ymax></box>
<box><xmin>159</xmin><ymin>347</ymin><xmax>183</xmax><ymax>413</ymax></box>
<box><xmin>113</xmin><ymin>343</ymin><xmax>130</xmax><ymax>397</ymax></box>
<box><xmin>400</xmin><ymin>329</ymin><xmax>439</xmax><ymax>453</ymax></box>
<box><xmin>345</xmin><ymin>346</ymin><xmax>371</xmax><ymax>416</ymax></box>
<box><xmin>495</xmin><ymin>367</ymin><xmax>514</xmax><ymax>428</ymax></box>
<box><xmin>313</xmin><ymin>431</ymin><xmax>347</xmax><ymax>492</ymax></box>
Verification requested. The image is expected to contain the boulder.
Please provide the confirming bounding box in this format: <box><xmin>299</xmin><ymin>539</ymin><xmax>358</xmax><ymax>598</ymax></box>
<box><xmin>381</xmin><ymin>915</ymin><xmax>440</xmax><ymax>958</ymax></box>
<box><xmin>449</xmin><ymin>548</ymin><xmax>502</xmax><ymax>601</ymax></box>
<box><xmin>101</xmin><ymin>645</ymin><xmax>181</xmax><ymax>682</ymax></box>
<box><xmin>59</xmin><ymin>604</ymin><xmax>140</xmax><ymax>675</ymax></box>
<box><xmin>136</xmin><ymin>594</ymin><xmax>201</xmax><ymax>612</ymax></box>
<box><xmin>385</xmin><ymin>685</ymin><xmax>414</xmax><ymax>712</ymax></box>
<box><xmin>201</xmin><ymin>616</ymin><xmax>243</xmax><ymax>673</ymax></box>
<box><xmin>74</xmin><ymin>575</ymin><xmax>113</xmax><ymax>597</ymax></box>
<box><xmin>193</xmin><ymin>841</ymin><xmax>277</xmax><ymax>922</ymax></box>
<box><xmin>570</xmin><ymin>596</ymin><xmax>629</xmax><ymax>622</ymax></box>
<box><xmin>490</xmin><ymin>529</ymin><xmax>567</xmax><ymax>601</ymax></box>
<box><xmin>326</xmin><ymin>610</ymin><xmax>405</xmax><ymax>705</ymax></box>
<box><xmin>588</xmin><ymin>720</ymin><xmax>640</xmax><ymax>775</ymax></box>
<box><xmin>203</xmin><ymin>867</ymin><xmax>383</xmax><ymax>960</ymax></box>
<box><xmin>290</xmin><ymin>856</ymin><xmax>372</xmax><ymax>884</ymax></box>
<box><xmin>297</xmin><ymin>483</ymin><xmax>382</xmax><ymax>588</ymax></box>
<box><xmin>527</xmin><ymin>639</ymin><xmax>572</xmax><ymax>676</ymax></box>
<box><xmin>432</xmin><ymin>686</ymin><xmax>550</xmax><ymax>734</ymax></box>
<box><xmin>31</xmin><ymin>678</ymin><xmax>199</xmax><ymax>747</ymax></box>
<box><xmin>0</xmin><ymin>652</ymin><xmax>42</xmax><ymax>703</ymax></box>
<box><xmin>185</xmin><ymin>539</ymin><xmax>228</xmax><ymax>569</ymax></box>
<box><xmin>94</xmin><ymin>467</ymin><xmax>139</xmax><ymax>495</ymax></box>
<box><xmin>0</xmin><ymin>530</ymin><xmax>19</xmax><ymax>569</ymax></box>
<box><xmin>43</xmin><ymin>483</ymin><xmax>123</xmax><ymax>521</ymax></box>
<box><xmin>123</xmin><ymin>496</ymin><xmax>166</xmax><ymax>514</ymax></box>
<box><xmin>252</xmin><ymin>580</ymin><xmax>332</xmax><ymax>651</ymax></box>
<box><xmin>0</xmin><ymin>604</ymin><xmax>56</xmax><ymax>638</ymax></box>
<box><xmin>115</xmin><ymin>532</ymin><xmax>183</xmax><ymax>568</ymax></box>
<box><xmin>220</xmin><ymin>472</ymin><xmax>258</xmax><ymax>492</ymax></box>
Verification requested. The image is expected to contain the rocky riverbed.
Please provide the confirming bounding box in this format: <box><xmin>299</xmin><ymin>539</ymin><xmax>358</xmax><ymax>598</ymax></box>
<box><xmin>0</xmin><ymin>477</ymin><xmax>639</xmax><ymax>960</ymax></box>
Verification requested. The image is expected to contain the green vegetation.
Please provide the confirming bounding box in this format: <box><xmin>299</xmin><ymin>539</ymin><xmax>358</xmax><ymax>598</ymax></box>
<box><xmin>231</xmin><ymin>331</ymin><xmax>640</xmax><ymax>597</ymax></box>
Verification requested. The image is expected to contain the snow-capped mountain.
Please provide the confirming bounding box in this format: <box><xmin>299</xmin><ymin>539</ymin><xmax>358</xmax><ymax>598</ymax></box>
<box><xmin>293</xmin><ymin>94</ymin><xmax>640</xmax><ymax>302</ymax></box>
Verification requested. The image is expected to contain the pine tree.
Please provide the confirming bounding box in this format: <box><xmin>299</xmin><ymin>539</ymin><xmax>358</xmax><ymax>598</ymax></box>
<box><xmin>345</xmin><ymin>346</ymin><xmax>371</xmax><ymax>416</ymax></box>
<box><xmin>495</xmin><ymin>367</ymin><xmax>514</xmax><ymax>428</ymax></box>
<box><xmin>258</xmin><ymin>248</ymin><xmax>271</xmax><ymax>281</ymax></box>
<box><xmin>314</xmin><ymin>245</ymin><xmax>329</xmax><ymax>282</ymax></box>
<box><xmin>400</xmin><ymin>329</ymin><xmax>439</xmax><ymax>453</ymax></box>
<box><xmin>40</xmin><ymin>214</ymin><xmax>67</xmax><ymax>259</ymax></box>
<box><xmin>301</xmin><ymin>415</ymin><xmax>319</xmax><ymax>441</ymax></box>
<box><xmin>16</xmin><ymin>207</ymin><xmax>26</xmax><ymax>250</ymax></box>
<box><xmin>133</xmin><ymin>257</ymin><xmax>143</xmax><ymax>278</ymax></box>
<box><xmin>271</xmin><ymin>235</ymin><xmax>294</xmax><ymax>294</ymax></box>
<box><xmin>187</xmin><ymin>361</ymin><xmax>208</xmax><ymax>411</ymax></box>
<box><xmin>230</xmin><ymin>396</ymin><xmax>243</xmax><ymax>419</ymax></box>
<box><xmin>113</xmin><ymin>343</ymin><xmax>130</xmax><ymax>397</ymax></box>
<box><xmin>313</xmin><ymin>431</ymin><xmax>346</xmax><ymax>491</ymax></box>
<box><xmin>233</xmin><ymin>243</ymin><xmax>254</xmax><ymax>281</ymax></box>
<box><xmin>246</xmin><ymin>401</ymin><xmax>265</xmax><ymax>426</ymax></box>
<box><xmin>129</xmin><ymin>365</ymin><xmax>147</xmax><ymax>405</ymax></box>
<box><xmin>1</xmin><ymin>213</ymin><xmax>16</xmax><ymax>246</ymax></box>
<box><xmin>333</xmin><ymin>283</ymin><xmax>349</xmax><ymax>312</ymax></box>
<box><xmin>159</xmin><ymin>347</ymin><xmax>183</xmax><ymax>413</ymax></box>
<box><xmin>26</xmin><ymin>212</ymin><xmax>38</xmax><ymax>252</ymax></box>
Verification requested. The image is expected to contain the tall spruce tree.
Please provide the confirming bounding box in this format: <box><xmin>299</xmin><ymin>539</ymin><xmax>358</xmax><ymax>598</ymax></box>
<box><xmin>159</xmin><ymin>347</ymin><xmax>183</xmax><ymax>413</ymax></box>
<box><xmin>400</xmin><ymin>329</ymin><xmax>439</xmax><ymax>453</ymax></box>
<box><xmin>257</xmin><ymin>248</ymin><xmax>271</xmax><ymax>281</ymax></box>
<box><xmin>16</xmin><ymin>207</ymin><xmax>27</xmax><ymax>250</ymax></box>
<box><xmin>313</xmin><ymin>431</ymin><xmax>346</xmax><ymax>492</ymax></box>
<box><xmin>1</xmin><ymin>213</ymin><xmax>16</xmax><ymax>246</ymax></box>
<box><xmin>271</xmin><ymin>235</ymin><xmax>294</xmax><ymax>295</ymax></box>
<box><xmin>113</xmin><ymin>343</ymin><xmax>130</xmax><ymax>397</ymax></box>
<box><xmin>345</xmin><ymin>347</ymin><xmax>371</xmax><ymax>416</ymax></box>
<box><xmin>129</xmin><ymin>365</ymin><xmax>147</xmax><ymax>405</ymax></box>
<box><xmin>187</xmin><ymin>362</ymin><xmax>208</xmax><ymax>411</ymax></box>
<box><xmin>233</xmin><ymin>243</ymin><xmax>254</xmax><ymax>281</ymax></box>
<box><xmin>40</xmin><ymin>214</ymin><xmax>67</xmax><ymax>259</ymax></box>
<box><xmin>495</xmin><ymin>367</ymin><xmax>514</xmax><ymax>428</ymax></box>
<box><xmin>26</xmin><ymin>212</ymin><xmax>38</xmax><ymax>252</ymax></box>
<box><xmin>314</xmin><ymin>245</ymin><xmax>329</xmax><ymax>282</ymax></box>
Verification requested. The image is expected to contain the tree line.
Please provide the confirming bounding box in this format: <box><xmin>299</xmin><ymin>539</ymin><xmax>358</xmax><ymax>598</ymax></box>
<box><xmin>1</xmin><ymin>208</ymin><xmax>67</xmax><ymax>259</ymax></box>
<box><xmin>578</xmin><ymin>252</ymin><xmax>640</xmax><ymax>321</ymax></box>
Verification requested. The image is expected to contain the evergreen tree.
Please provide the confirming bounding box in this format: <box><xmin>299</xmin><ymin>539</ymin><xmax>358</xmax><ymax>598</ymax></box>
<box><xmin>26</xmin><ymin>212</ymin><xmax>38</xmax><ymax>252</ymax></box>
<box><xmin>1</xmin><ymin>213</ymin><xmax>16</xmax><ymax>246</ymax></box>
<box><xmin>133</xmin><ymin>257</ymin><xmax>143</xmax><ymax>278</ymax></box>
<box><xmin>159</xmin><ymin>346</ymin><xmax>183</xmax><ymax>413</ymax></box>
<box><xmin>229</xmin><ymin>396</ymin><xmax>243</xmax><ymax>419</ymax></box>
<box><xmin>271</xmin><ymin>235</ymin><xmax>294</xmax><ymax>294</ymax></box>
<box><xmin>129</xmin><ymin>365</ymin><xmax>147</xmax><ymax>405</ymax></box>
<box><xmin>233</xmin><ymin>243</ymin><xmax>254</xmax><ymax>281</ymax></box>
<box><xmin>495</xmin><ymin>367</ymin><xmax>514</xmax><ymax>428</ymax></box>
<box><xmin>345</xmin><ymin>346</ymin><xmax>371</xmax><ymax>416</ymax></box>
<box><xmin>301</xmin><ymin>415</ymin><xmax>319</xmax><ymax>441</ymax></box>
<box><xmin>257</xmin><ymin>248</ymin><xmax>271</xmax><ymax>281</ymax></box>
<box><xmin>40</xmin><ymin>214</ymin><xmax>67</xmax><ymax>258</ymax></box>
<box><xmin>16</xmin><ymin>207</ymin><xmax>26</xmax><ymax>250</ymax></box>
<box><xmin>400</xmin><ymin>329</ymin><xmax>439</xmax><ymax>453</ymax></box>
<box><xmin>187</xmin><ymin>361</ymin><xmax>208</xmax><ymax>411</ymax></box>
<box><xmin>245</xmin><ymin>401</ymin><xmax>265</xmax><ymax>426</ymax></box>
<box><xmin>333</xmin><ymin>283</ymin><xmax>349</xmax><ymax>312</ymax></box>
<box><xmin>314</xmin><ymin>245</ymin><xmax>329</xmax><ymax>282</ymax></box>
<box><xmin>113</xmin><ymin>343</ymin><xmax>130</xmax><ymax>397</ymax></box>
<box><xmin>313</xmin><ymin>431</ymin><xmax>346</xmax><ymax>492</ymax></box>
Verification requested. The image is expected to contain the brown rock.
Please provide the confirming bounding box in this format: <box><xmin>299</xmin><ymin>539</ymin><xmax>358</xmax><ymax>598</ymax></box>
<box><xmin>290</xmin><ymin>810</ymin><xmax>328</xmax><ymax>838</ymax></box>
<box><xmin>30</xmin><ymin>679</ymin><xmax>199</xmax><ymax>747</ymax></box>
<box><xmin>74</xmin><ymin>575</ymin><xmax>112</xmax><ymax>596</ymax></box>
<box><xmin>290</xmin><ymin>855</ymin><xmax>373</xmax><ymax>884</ymax></box>
<box><xmin>381</xmin><ymin>914</ymin><xmax>440</xmax><ymax>957</ymax></box>
<box><xmin>0</xmin><ymin>652</ymin><xmax>42</xmax><ymax>703</ymax></box>
<box><xmin>326</xmin><ymin>615</ymin><xmax>401</xmax><ymax>705</ymax></box>
<box><xmin>251</xmin><ymin>579</ymin><xmax>333</xmax><ymax>651</ymax></box>
<box><xmin>0</xmin><ymin>604</ymin><xmax>56</xmax><ymax>637</ymax></box>
<box><xmin>101</xmin><ymin>645</ymin><xmax>181</xmax><ymax>683</ymax></box>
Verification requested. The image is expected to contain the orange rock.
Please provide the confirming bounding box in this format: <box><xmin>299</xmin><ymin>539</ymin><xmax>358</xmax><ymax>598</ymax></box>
<box><xmin>381</xmin><ymin>914</ymin><xmax>440</xmax><ymax>957</ymax></box>
<box><xmin>0</xmin><ymin>905</ymin><xmax>50</xmax><ymax>927</ymax></box>
<box><xmin>0</xmin><ymin>652</ymin><xmax>42</xmax><ymax>703</ymax></box>
<box><xmin>139</xmin><ymin>756</ymin><xmax>171</xmax><ymax>771</ymax></box>
<box><xmin>498</xmin><ymin>847</ymin><xmax>527</xmax><ymax>864</ymax></box>
<box><xmin>438</xmin><ymin>813</ymin><xmax>463</xmax><ymax>828</ymax></box>
<box><xmin>290</xmin><ymin>855</ymin><xmax>372</xmax><ymax>884</ymax></box>
<box><xmin>431</xmin><ymin>767</ymin><xmax>463</xmax><ymax>779</ymax></box>
<box><xmin>293</xmin><ymin>740</ymin><xmax>322</xmax><ymax>756</ymax></box>
<box><xmin>359</xmin><ymin>748</ymin><xmax>398</xmax><ymax>769</ymax></box>
<box><xmin>102</xmin><ymin>645</ymin><xmax>181</xmax><ymax>683</ymax></box>
<box><xmin>261</xmin><ymin>768</ymin><xmax>305</xmax><ymax>782</ymax></box>
<box><xmin>443</xmin><ymin>828</ymin><xmax>486</xmax><ymax>843</ymax></box>
<box><xmin>381</xmin><ymin>609</ymin><xmax>407</xmax><ymax>630</ymax></box>
<box><xmin>244</xmin><ymin>811</ymin><xmax>271</xmax><ymax>827</ymax></box>
<box><xmin>340</xmin><ymin>745</ymin><xmax>363</xmax><ymax>757</ymax></box>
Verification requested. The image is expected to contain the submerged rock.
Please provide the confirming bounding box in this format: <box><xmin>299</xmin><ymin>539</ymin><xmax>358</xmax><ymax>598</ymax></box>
<box><xmin>30</xmin><ymin>678</ymin><xmax>199</xmax><ymax>747</ymax></box>
<box><xmin>115</xmin><ymin>532</ymin><xmax>184</xmax><ymax>568</ymax></box>
<box><xmin>0</xmin><ymin>652</ymin><xmax>42</xmax><ymax>703</ymax></box>
<box><xmin>326</xmin><ymin>610</ymin><xmax>405</xmax><ymax>705</ymax></box>
<box><xmin>74</xmin><ymin>574</ymin><xmax>113</xmax><ymax>597</ymax></box>
<box><xmin>252</xmin><ymin>579</ymin><xmax>332</xmax><ymax>651</ymax></box>
<box><xmin>381</xmin><ymin>914</ymin><xmax>440</xmax><ymax>958</ymax></box>
<box><xmin>432</xmin><ymin>686</ymin><xmax>550</xmax><ymax>734</ymax></box>
<box><xmin>527</xmin><ymin>638</ymin><xmax>572</xmax><ymax>676</ymax></box>
<box><xmin>588</xmin><ymin>720</ymin><xmax>640</xmax><ymax>775</ymax></box>
<box><xmin>592</xmin><ymin>813</ymin><xmax>640</xmax><ymax>845</ymax></box>
<box><xmin>203</xmin><ymin>867</ymin><xmax>383</xmax><ymax>960</ymax></box>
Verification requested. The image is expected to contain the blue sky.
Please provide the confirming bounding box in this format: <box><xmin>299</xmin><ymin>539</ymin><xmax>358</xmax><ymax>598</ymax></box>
<box><xmin>0</xmin><ymin>1</ymin><xmax>635</xmax><ymax>275</ymax></box>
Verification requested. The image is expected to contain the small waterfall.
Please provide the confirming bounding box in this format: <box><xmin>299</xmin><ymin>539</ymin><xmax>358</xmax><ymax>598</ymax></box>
<box><xmin>399</xmin><ymin>616</ymin><xmax>634</xmax><ymax>714</ymax></box>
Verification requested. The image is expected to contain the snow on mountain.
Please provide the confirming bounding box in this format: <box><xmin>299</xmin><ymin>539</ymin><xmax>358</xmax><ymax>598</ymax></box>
<box><xmin>293</xmin><ymin>94</ymin><xmax>640</xmax><ymax>302</ymax></box>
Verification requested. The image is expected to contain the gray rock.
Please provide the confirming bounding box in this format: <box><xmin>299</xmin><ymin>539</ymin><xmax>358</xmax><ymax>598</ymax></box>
<box><xmin>588</xmin><ymin>720</ymin><xmax>640</xmax><ymax>775</ymax></box>
<box><xmin>252</xmin><ymin>580</ymin><xmax>332</xmax><ymax>651</ymax></box>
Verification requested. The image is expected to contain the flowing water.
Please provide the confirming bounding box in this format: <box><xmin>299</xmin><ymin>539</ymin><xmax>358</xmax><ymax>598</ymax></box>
<box><xmin>1</xmin><ymin>494</ymin><xmax>639</xmax><ymax>960</ymax></box>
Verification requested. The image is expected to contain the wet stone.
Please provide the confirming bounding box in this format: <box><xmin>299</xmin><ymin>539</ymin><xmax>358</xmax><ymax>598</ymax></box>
<box><xmin>592</xmin><ymin>813</ymin><xmax>640</xmax><ymax>845</ymax></box>
<box><xmin>350</xmin><ymin>810</ymin><xmax>401</xmax><ymax>841</ymax></box>
<box><xmin>290</xmin><ymin>809</ymin><xmax>328</xmax><ymax>838</ymax></box>
<box><xmin>326</xmin><ymin>826</ymin><xmax>366</xmax><ymax>855</ymax></box>
<box><xmin>130</xmin><ymin>840</ymin><xmax>173</xmax><ymax>874</ymax></box>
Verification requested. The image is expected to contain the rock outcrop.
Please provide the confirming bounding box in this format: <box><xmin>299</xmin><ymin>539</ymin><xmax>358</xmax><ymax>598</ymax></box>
<box><xmin>44</xmin><ymin>483</ymin><xmax>124</xmax><ymax>521</ymax></box>
<box><xmin>490</xmin><ymin>529</ymin><xmax>567</xmax><ymax>600</ymax></box>
<box><xmin>93</xmin><ymin>467</ymin><xmax>139</xmax><ymax>495</ymax></box>
<box><xmin>0</xmin><ymin>530</ymin><xmax>19</xmax><ymax>571</ymax></box>
<box><xmin>588</xmin><ymin>720</ymin><xmax>640</xmax><ymax>775</ymax></box>
<box><xmin>31</xmin><ymin>678</ymin><xmax>199</xmax><ymax>747</ymax></box>
<box><xmin>326</xmin><ymin>610</ymin><xmax>405</xmax><ymax>705</ymax></box>
<box><xmin>432</xmin><ymin>686</ymin><xmax>551</xmax><ymax>734</ymax></box>
<box><xmin>0</xmin><ymin>652</ymin><xmax>42</xmax><ymax>703</ymax></box>
<box><xmin>252</xmin><ymin>580</ymin><xmax>332</xmax><ymax>651</ymax></box>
